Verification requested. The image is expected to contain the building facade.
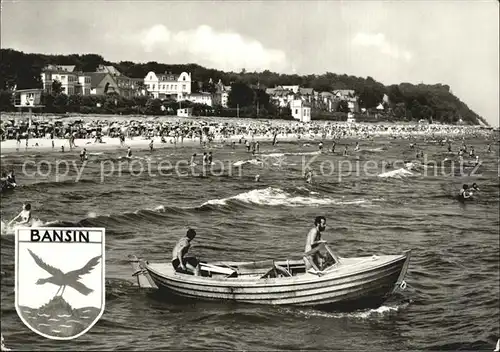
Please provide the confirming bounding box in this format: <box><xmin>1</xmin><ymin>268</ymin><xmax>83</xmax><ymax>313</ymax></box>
<box><xmin>213</xmin><ymin>80</ymin><xmax>231</xmax><ymax>108</ymax></box>
<box><xmin>290</xmin><ymin>99</ymin><xmax>311</xmax><ymax>122</ymax></box>
<box><xmin>183</xmin><ymin>92</ymin><xmax>213</xmax><ymax>106</ymax></box>
<box><xmin>144</xmin><ymin>71</ymin><xmax>192</xmax><ymax>100</ymax></box>
<box><xmin>41</xmin><ymin>65</ymin><xmax>91</xmax><ymax>96</ymax></box>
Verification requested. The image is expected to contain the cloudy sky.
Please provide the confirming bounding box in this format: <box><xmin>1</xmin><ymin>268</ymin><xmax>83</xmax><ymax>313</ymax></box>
<box><xmin>2</xmin><ymin>1</ymin><xmax>498</xmax><ymax>126</ymax></box>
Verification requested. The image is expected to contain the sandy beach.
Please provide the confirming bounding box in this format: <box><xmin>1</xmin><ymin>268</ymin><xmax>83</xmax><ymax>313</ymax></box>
<box><xmin>0</xmin><ymin>114</ymin><xmax>484</xmax><ymax>155</ymax></box>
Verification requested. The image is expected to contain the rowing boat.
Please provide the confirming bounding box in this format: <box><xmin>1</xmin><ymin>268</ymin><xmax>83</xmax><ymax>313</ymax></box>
<box><xmin>129</xmin><ymin>242</ymin><xmax>411</xmax><ymax>310</ymax></box>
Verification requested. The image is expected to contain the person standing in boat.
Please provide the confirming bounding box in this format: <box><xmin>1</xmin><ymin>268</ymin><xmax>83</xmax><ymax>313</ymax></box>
<box><xmin>172</xmin><ymin>229</ymin><xmax>200</xmax><ymax>276</ymax></box>
<box><xmin>304</xmin><ymin>216</ymin><xmax>327</xmax><ymax>271</ymax></box>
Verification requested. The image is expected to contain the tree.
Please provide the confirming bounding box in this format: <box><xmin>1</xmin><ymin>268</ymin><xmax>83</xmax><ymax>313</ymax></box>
<box><xmin>228</xmin><ymin>82</ymin><xmax>254</xmax><ymax>108</ymax></box>
<box><xmin>393</xmin><ymin>102</ymin><xmax>407</xmax><ymax>120</ymax></box>
<box><xmin>52</xmin><ymin>80</ymin><xmax>63</xmax><ymax>95</ymax></box>
<box><xmin>145</xmin><ymin>98</ymin><xmax>163</xmax><ymax>115</ymax></box>
<box><xmin>337</xmin><ymin>100</ymin><xmax>349</xmax><ymax>113</ymax></box>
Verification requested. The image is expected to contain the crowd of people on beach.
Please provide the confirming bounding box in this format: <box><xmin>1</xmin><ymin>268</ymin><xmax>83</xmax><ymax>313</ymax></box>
<box><xmin>1</xmin><ymin>115</ymin><xmax>495</xmax><ymax>144</ymax></box>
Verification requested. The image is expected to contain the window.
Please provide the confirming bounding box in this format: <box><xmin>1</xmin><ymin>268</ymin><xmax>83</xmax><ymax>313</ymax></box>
<box><xmin>182</xmin><ymin>84</ymin><xmax>186</xmax><ymax>90</ymax></box>
<box><xmin>183</xmin><ymin>76</ymin><xmax>186</xmax><ymax>81</ymax></box>
<box><xmin>153</xmin><ymin>84</ymin><xmax>155</xmax><ymax>90</ymax></box>
<box><xmin>295</xmin><ymin>109</ymin><xmax>298</xmax><ymax>114</ymax></box>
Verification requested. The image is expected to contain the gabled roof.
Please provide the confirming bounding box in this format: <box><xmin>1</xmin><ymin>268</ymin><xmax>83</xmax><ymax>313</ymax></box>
<box><xmin>299</xmin><ymin>87</ymin><xmax>314</xmax><ymax>95</ymax></box>
<box><xmin>96</xmin><ymin>65</ymin><xmax>122</xmax><ymax>76</ymax></box>
<box><xmin>333</xmin><ymin>89</ymin><xmax>355</xmax><ymax>96</ymax></box>
<box><xmin>59</xmin><ymin>65</ymin><xmax>76</xmax><ymax>72</ymax></box>
<box><xmin>157</xmin><ymin>73</ymin><xmax>180</xmax><ymax>82</ymax></box>
<box><xmin>320</xmin><ymin>91</ymin><xmax>334</xmax><ymax>97</ymax></box>
<box><xmin>43</xmin><ymin>64</ymin><xmax>78</xmax><ymax>74</ymax></box>
<box><xmin>85</xmin><ymin>72</ymin><xmax>117</xmax><ymax>89</ymax></box>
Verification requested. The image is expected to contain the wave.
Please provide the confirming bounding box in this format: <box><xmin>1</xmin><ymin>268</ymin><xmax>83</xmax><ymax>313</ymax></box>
<box><xmin>378</xmin><ymin>168</ymin><xmax>414</xmax><ymax>179</ymax></box>
<box><xmin>281</xmin><ymin>302</ymin><xmax>409</xmax><ymax>320</ymax></box>
<box><xmin>200</xmin><ymin>187</ymin><xmax>372</xmax><ymax>208</ymax></box>
<box><xmin>233</xmin><ymin>159</ymin><xmax>264</xmax><ymax>167</ymax></box>
<box><xmin>1</xmin><ymin>218</ymin><xmax>56</xmax><ymax>236</ymax></box>
<box><xmin>260</xmin><ymin>151</ymin><xmax>321</xmax><ymax>158</ymax></box>
<box><xmin>23</xmin><ymin>178</ymin><xmax>98</xmax><ymax>189</ymax></box>
<box><xmin>26</xmin><ymin>187</ymin><xmax>377</xmax><ymax>229</ymax></box>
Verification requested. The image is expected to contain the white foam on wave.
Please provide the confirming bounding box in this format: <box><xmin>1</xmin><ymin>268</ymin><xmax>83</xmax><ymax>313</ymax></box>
<box><xmin>233</xmin><ymin>159</ymin><xmax>264</xmax><ymax>167</ymax></box>
<box><xmin>287</xmin><ymin>151</ymin><xmax>322</xmax><ymax>156</ymax></box>
<box><xmin>260</xmin><ymin>153</ymin><xmax>285</xmax><ymax>158</ymax></box>
<box><xmin>153</xmin><ymin>205</ymin><xmax>166</xmax><ymax>212</ymax></box>
<box><xmin>1</xmin><ymin>218</ymin><xmax>49</xmax><ymax>236</ymax></box>
<box><xmin>201</xmin><ymin>187</ymin><xmax>371</xmax><ymax>207</ymax></box>
<box><xmin>378</xmin><ymin>168</ymin><xmax>414</xmax><ymax>179</ymax></box>
<box><xmin>363</xmin><ymin>147</ymin><xmax>386</xmax><ymax>152</ymax></box>
<box><xmin>285</xmin><ymin>304</ymin><xmax>406</xmax><ymax>320</ymax></box>
<box><xmin>88</xmin><ymin>152</ymin><xmax>104</xmax><ymax>156</ymax></box>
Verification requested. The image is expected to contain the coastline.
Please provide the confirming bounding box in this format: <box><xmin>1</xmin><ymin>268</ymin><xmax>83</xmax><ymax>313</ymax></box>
<box><xmin>0</xmin><ymin>134</ymin><xmax>297</xmax><ymax>155</ymax></box>
<box><xmin>0</xmin><ymin>114</ymin><xmax>481</xmax><ymax>155</ymax></box>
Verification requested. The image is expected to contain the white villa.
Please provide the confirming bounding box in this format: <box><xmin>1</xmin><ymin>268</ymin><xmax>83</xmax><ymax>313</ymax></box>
<box><xmin>184</xmin><ymin>92</ymin><xmax>213</xmax><ymax>107</ymax></box>
<box><xmin>290</xmin><ymin>99</ymin><xmax>311</xmax><ymax>122</ymax></box>
<box><xmin>144</xmin><ymin>71</ymin><xmax>192</xmax><ymax>100</ymax></box>
<box><xmin>41</xmin><ymin>65</ymin><xmax>91</xmax><ymax>95</ymax></box>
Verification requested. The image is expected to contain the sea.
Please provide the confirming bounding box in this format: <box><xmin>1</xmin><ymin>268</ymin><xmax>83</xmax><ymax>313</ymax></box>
<box><xmin>1</xmin><ymin>136</ymin><xmax>499</xmax><ymax>351</ymax></box>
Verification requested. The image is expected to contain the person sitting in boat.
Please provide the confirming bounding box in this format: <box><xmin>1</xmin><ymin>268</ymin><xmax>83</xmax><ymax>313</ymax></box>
<box><xmin>9</xmin><ymin>203</ymin><xmax>32</xmax><ymax>226</ymax></box>
<box><xmin>304</xmin><ymin>216</ymin><xmax>328</xmax><ymax>271</ymax></box>
<box><xmin>172</xmin><ymin>229</ymin><xmax>200</xmax><ymax>276</ymax></box>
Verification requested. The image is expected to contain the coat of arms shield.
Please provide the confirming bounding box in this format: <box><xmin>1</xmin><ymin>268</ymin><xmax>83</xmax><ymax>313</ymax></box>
<box><xmin>15</xmin><ymin>227</ymin><xmax>105</xmax><ymax>340</ymax></box>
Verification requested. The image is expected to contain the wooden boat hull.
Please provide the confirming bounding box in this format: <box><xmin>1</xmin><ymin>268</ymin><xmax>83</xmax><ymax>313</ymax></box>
<box><xmin>134</xmin><ymin>250</ymin><xmax>411</xmax><ymax>309</ymax></box>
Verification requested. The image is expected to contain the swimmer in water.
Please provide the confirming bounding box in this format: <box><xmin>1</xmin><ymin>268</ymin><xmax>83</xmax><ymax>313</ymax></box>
<box><xmin>318</xmin><ymin>142</ymin><xmax>323</xmax><ymax>152</ymax></box>
<box><xmin>331</xmin><ymin>141</ymin><xmax>336</xmax><ymax>153</ymax></box>
<box><xmin>343</xmin><ymin>145</ymin><xmax>348</xmax><ymax>156</ymax></box>
<box><xmin>458</xmin><ymin>184</ymin><xmax>472</xmax><ymax>202</ymax></box>
<box><xmin>469</xmin><ymin>147</ymin><xmax>475</xmax><ymax>157</ymax></box>
<box><xmin>80</xmin><ymin>148</ymin><xmax>87</xmax><ymax>162</ymax></box>
<box><xmin>126</xmin><ymin>147</ymin><xmax>132</xmax><ymax>158</ymax></box>
<box><xmin>149</xmin><ymin>139</ymin><xmax>154</xmax><ymax>151</ymax></box>
<box><xmin>190</xmin><ymin>153</ymin><xmax>197</xmax><ymax>166</ymax></box>
<box><xmin>255</xmin><ymin>174</ymin><xmax>260</xmax><ymax>182</ymax></box>
<box><xmin>305</xmin><ymin>169</ymin><xmax>313</xmax><ymax>184</ymax></box>
<box><xmin>354</xmin><ymin>142</ymin><xmax>360</xmax><ymax>151</ymax></box>
<box><xmin>471</xmin><ymin>183</ymin><xmax>480</xmax><ymax>192</ymax></box>
<box><xmin>6</xmin><ymin>170</ymin><xmax>16</xmax><ymax>187</ymax></box>
<box><xmin>202</xmin><ymin>152</ymin><xmax>208</xmax><ymax>167</ymax></box>
<box><xmin>9</xmin><ymin>203</ymin><xmax>32</xmax><ymax>226</ymax></box>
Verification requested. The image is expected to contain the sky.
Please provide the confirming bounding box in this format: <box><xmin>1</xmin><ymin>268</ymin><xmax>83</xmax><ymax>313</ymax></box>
<box><xmin>1</xmin><ymin>0</ymin><xmax>498</xmax><ymax>126</ymax></box>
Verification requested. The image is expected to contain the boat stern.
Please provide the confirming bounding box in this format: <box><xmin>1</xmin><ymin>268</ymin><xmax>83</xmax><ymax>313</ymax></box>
<box><xmin>393</xmin><ymin>249</ymin><xmax>411</xmax><ymax>293</ymax></box>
